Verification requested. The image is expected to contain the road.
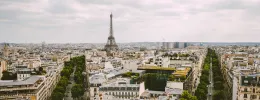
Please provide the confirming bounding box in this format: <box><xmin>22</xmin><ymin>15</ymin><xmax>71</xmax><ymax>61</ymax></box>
<box><xmin>64</xmin><ymin>66</ymin><xmax>76</xmax><ymax>100</ymax></box>
<box><xmin>208</xmin><ymin>58</ymin><xmax>214</xmax><ymax>100</ymax></box>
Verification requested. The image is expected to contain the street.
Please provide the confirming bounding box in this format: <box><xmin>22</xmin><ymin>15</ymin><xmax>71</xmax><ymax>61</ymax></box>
<box><xmin>64</xmin><ymin>66</ymin><xmax>76</xmax><ymax>100</ymax></box>
<box><xmin>207</xmin><ymin>57</ymin><xmax>214</xmax><ymax>100</ymax></box>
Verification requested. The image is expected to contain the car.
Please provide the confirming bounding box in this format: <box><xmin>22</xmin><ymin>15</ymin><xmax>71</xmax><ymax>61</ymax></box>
<box><xmin>209</xmin><ymin>93</ymin><xmax>212</xmax><ymax>96</ymax></box>
<box><xmin>210</xmin><ymin>82</ymin><xmax>212</xmax><ymax>84</ymax></box>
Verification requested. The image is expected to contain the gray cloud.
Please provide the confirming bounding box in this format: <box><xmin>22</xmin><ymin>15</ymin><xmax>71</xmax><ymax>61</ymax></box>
<box><xmin>0</xmin><ymin>0</ymin><xmax>260</xmax><ymax>43</ymax></box>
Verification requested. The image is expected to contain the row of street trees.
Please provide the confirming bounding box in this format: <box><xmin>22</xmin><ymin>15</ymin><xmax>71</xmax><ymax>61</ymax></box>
<box><xmin>51</xmin><ymin>58</ymin><xmax>74</xmax><ymax>100</ymax></box>
<box><xmin>210</xmin><ymin>49</ymin><xmax>225</xmax><ymax>100</ymax></box>
<box><xmin>195</xmin><ymin>48</ymin><xmax>225</xmax><ymax>100</ymax></box>
<box><xmin>180</xmin><ymin>91</ymin><xmax>197</xmax><ymax>100</ymax></box>
<box><xmin>71</xmin><ymin>55</ymin><xmax>85</xmax><ymax>99</ymax></box>
<box><xmin>195</xmin><ymin>48</ymin><xmax>211</xmax><ymax>100</ymax></box>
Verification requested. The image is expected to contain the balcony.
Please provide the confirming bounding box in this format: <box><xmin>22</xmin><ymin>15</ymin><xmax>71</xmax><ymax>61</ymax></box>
<box><xmin>0</xmin><ymin>93</ymin><xmax>36</xmax><ymax>97</ymax></box>
<box><xmin>0</xmin><ymin>82</ymin><xmax>45</xmax><ymax>92</ymax></box>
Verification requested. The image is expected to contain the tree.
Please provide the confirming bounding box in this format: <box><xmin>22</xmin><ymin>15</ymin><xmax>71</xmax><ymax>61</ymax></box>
<box><xmin>74</xmin><ymin>72</ymin><xmax>83</xmax><ymax>84</ymax></box>
<box><xmin>214</xmin><ymin>76</ymin><xmax>223</xmax><ymax>82</ymax></box>
<box><xmin>202</xmin><ymin>70</ymin><xmax>209</xmax><ymax>76</ymax></box>
<box><xmin>51</xmin><ymin>92</ymin><xmax>64</xmax><ymax>100</ymax></box>
<box><xmin>168</xmin><ymin>75</ymin><xmax>175</xmax><ymax>81</ymax></box>
<box><xmin>71</xmin><ymin>84</ymin><xmax>84</xmax><ymax>99</ymax></box>
<box><xmin>214</xmin><ymin>81</ymin><xmax>224</xmax><ymax>90</ymax></box>
<box><xmin>54</xmin><ymin>86</ymin><xmax>66</xmax><ymax>93</ymax></box>
<box><xmin>213</xmin><ymin>90</ymin><xmax>225</xmax><ymax>100</ymax></box>
<box><xmin>61</xmin><ymin>68</ymin><xmax>71</xmax><ymax>79</ymax></box>
<box><xmin>173</xmin><ymin>53</ymin><xmax>178</xmax><ymax>57</ymax></box>
<box><xmin>58</xmin><ymin>76</ymin><xmax>69</xmax><ymax>88</ymax></box>
<box><xmin>195</xmin><ymin>89</ymin><xmax>206</xmax><ymax>100</ymax></box>
<box><xmin>1</xmin><ymin>71</ymin><xmax>16</xmax><ymax>80</ymax></box>
<box><xmin>180</xmin><ymin>91</ymin><xmax>197</xmax><ymax>100</ymax></box>
<box><xmin>39</xmin><ymin>67</ymin><xmax>43</xmax><ymax>72</ymax></box>
<box><xmin>200</xmin><ymin>75</ymin><xmax>209</xmax><ymax>84</ymax></box>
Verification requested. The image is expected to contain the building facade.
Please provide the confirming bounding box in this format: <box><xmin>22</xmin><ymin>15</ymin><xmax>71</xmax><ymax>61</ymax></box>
<box><xmin>99</xmin><ymin>78</ymin><xmax>140</xmax><ymax>99</ymax></box>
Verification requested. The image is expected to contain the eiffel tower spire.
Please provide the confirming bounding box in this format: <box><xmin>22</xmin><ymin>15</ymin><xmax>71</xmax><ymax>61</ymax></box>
<box><xmin>104</xmin><ymin>13</ymin><xmax>118</xmax><ymax>55</ymax></box>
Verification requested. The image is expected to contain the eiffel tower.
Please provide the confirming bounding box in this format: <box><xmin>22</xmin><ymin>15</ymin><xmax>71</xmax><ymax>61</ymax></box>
<box><xmin>104</xmin><ymin>13</ymin><xmax>119</xmax><ymax>55</ymax></box>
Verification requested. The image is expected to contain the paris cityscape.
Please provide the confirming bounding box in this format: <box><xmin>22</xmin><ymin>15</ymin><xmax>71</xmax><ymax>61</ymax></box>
<box><xmin>1</xmin><ymin>0</ymin><xmax>260</xmax><ymax>100</ymax></box>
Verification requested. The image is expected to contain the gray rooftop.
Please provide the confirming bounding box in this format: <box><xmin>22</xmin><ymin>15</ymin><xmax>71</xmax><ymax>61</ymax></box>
<box><xmin>0</xmin><ymin>76</ymin><xmax>44</xmax><ymax>86</ymax></box>
<box><xmin>89</xmin><ymin>74</ymin><xmax>106</xmax><ymax>84</ymax></box>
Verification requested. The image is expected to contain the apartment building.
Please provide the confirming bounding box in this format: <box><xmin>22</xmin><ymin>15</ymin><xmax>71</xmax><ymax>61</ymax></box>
<box><xmin>0</xmin><ymin>76</ymin><xmax>46</xmax><ymax>100</ymax></box>
<box><xmin>99</xmin><ymin>78</ymin><xmax>140</xmax><ymax>100</ymax></box>
<box><xmin>89</xmin><ymin>74</ymin><xmax>106</xmax><ymax>99</ymax></box>
<box><xmin>237</xmin><ymin>74</ymin><xmax>260</xmax><ymax>100</ymax></box>
<box><xmin>0</xmin><ymin>63</ymin><xmax>63</xmax><ymax>100</ymax></box>
<box><xmin>17</xmin><ymin>69</ymin><xmax>31</xmax><ymax>81</ymax></box>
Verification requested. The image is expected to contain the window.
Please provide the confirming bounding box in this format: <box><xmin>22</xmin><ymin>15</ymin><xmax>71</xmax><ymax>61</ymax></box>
<box><xmin>244</xmin><ymin>88</ymin><xmax>248</xmax><ymax>92</ymax></box>
<box><xmin>253</xmin><ymin>88</ymin><xmax>255</xmax><ymax>93</ymax></box>
<box><xmin>252</xmin><ymin>95</ymin><xmax>256</xmax><ymax>99</ymax></box>
<box><xmin>244</xmin><ymin>94</ymin><xmax>247</xmax><ymax>98</ymax></box>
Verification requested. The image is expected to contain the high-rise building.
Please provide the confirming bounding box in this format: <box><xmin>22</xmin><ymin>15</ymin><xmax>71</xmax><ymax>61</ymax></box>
<box><xmin>184</xmin><ymin>42</ymin><xmax>189</xmax><ymax>48</ymax></box>
<box><xmin>174</xmin><ymin>42</ymin><xmax>180</xmax><ymax>48</ymax></box>
<box><xmin>104</xmin><ymin>13</ymin><xmax>119</xmax><ymax>55</ymax></box>
<box><xmin>162</xmin><ymin>42</ymin><xmax>174</xmax><ymax>50</ymax></box>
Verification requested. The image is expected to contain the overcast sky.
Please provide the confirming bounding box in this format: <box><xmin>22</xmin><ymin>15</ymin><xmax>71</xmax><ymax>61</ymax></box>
<box><xmin>0</xmin><ymin>0</ymin><xmax>260</xmax><ymax>43</ymax></box>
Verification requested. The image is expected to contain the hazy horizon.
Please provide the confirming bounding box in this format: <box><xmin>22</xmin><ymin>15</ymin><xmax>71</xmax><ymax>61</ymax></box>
<box><xmin>1</xmin><ymin>0</ymin><xmax>260</xmax><ymax>43</ymax></box>
<box><xmin>2</xmin><ymin>42</ymin><xmax>260</xmax><ymax>44</ymax></box>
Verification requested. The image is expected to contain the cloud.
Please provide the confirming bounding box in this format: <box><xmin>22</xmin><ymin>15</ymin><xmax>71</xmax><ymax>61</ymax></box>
<box><xmin>0</xmin><ymin>0</ymin><xmax>260</xmax><ymax>43</ymax></box>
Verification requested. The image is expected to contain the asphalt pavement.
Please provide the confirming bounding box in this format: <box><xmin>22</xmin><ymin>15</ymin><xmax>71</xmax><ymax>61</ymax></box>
<box><xmin>207</xmin><ymin>58</ymin><xmax>214</xmax><ymax>100</ymax></box>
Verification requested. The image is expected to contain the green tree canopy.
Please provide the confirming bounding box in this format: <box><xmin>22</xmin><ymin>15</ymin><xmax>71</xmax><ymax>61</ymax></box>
<box><xmin>1</xmin><ymin>71</ymin><xmax>16</xmax><ymax>80</ymax></box>
<box><xmin>213</xmin><ymin>90</ymin><xmax>225</xmax><ymax>100</ymax></box>
<box><xmin>180</xmin><ymin>91</ymin><xmax>197</xmax><ymax>100</ymax></box>
<box><xmin>61</xmin><ymin>68</ymin><xmax>71</xmax><ymax>79</ymax></box>
<box><xmin>51</xmin><ymin>92</ymin><xmax>64</xmax><ymax>100</ymax></box>
<box><xmin>71</xmin><ymin>84</ymin><xmax>84</xmax><ymax>99</ymax></box>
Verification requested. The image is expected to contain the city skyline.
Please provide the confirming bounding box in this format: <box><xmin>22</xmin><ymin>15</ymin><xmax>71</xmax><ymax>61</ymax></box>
<box><xmin>1</xmin><ymin>0</ymin><xmax>260</xmax><ymax>43</ymax></box>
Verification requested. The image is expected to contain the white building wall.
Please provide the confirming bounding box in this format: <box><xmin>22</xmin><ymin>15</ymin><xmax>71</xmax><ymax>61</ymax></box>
<box><xmin>17</xmin><ymin>73</ymin><xmax>31</xmax><ymax>81</ymax></box>
<box><xmin>232</xmin><ymin>77</ymin><xmax>238</xmax><ymax>100</ymax></box>
<box><xmin>166</xmin><ymin>81</ymin><xmax>183</xmax><ymax>89</ymax></box>
<box><xmin>90</xmin><ymin>87</ymin><xmax>99</xmax><ymax>97</ymax></box>
<box><xmin>100</xmin><ymin>91</ymin><xmax>139</xmax><ymax>99</ymax></box>
<box><xmin>0</xmin><ymin>66</ymin><xmax>2</xmax><ymax>79</ymax></box>
<box><xmin>139</xmin><ymin>82</ymin><xmax>145</xmax><ymax>97</ymax></box>
<box><xmin>162</xmin><ymin>57</ymin><xmax>170</xmax><ymax>67</ymax></box>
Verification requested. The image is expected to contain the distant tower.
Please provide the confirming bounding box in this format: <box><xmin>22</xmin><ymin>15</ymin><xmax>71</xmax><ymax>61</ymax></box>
<box><xmin>42</xmin><ymin>42</ymin><xmax>45</xmax><ymax>52</ymax></box>
<box><xmin>104</xmin><ymin>13</ymin><xmax>119</xmax><ymax>55</ymax></box>
<box><xmin>3</xmin><ymin>43</ymin><xmax>9</xmax><ymax>57</ymax></box>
